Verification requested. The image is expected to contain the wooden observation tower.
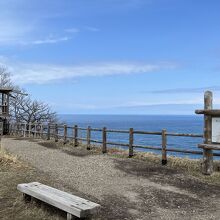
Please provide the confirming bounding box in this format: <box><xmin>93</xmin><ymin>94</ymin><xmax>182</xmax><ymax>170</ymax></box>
<box><xmin>0</xmin><ymin>88</ymin><xmax>13</xmax><ymax>135</ymax></box>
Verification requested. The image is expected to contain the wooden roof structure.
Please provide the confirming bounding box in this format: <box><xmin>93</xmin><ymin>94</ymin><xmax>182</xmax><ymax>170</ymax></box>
<box><xmin>0</xmin><ymin>87</ymin><xmax>13</xmax><ymax>94</ymax></box>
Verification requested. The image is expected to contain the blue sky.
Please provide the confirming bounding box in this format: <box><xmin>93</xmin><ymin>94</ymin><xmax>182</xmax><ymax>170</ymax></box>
<box><xmin>0</xmin><ymin>0</ymin><xmax>220</xmax><ymax>114</ymax></box>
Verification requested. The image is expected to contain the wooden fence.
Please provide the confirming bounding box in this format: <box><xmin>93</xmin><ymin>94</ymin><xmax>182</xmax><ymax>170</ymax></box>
<box><xmin>8</xmin><ymin>122</ymin><xmax>220</xmax><ymax>164</ymax></box>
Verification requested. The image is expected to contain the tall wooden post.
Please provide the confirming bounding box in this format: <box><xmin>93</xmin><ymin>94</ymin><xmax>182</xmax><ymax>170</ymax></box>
<box><xmin>34</xmin><ymin>124</ymin><xmax>37</xmax><ymax>138</ymax></box>
<box><xmin>23</xmin><ymin>123</ymin><xmax>26</xmax><ymax>137</ymax></box>
<box><xmin>29</xmin><ymin>122</ymin><xmax>31</xmax><ymax>137</ymax></box>
<box><xmin>40</xmin><ymin>124</ymin><xmax>43</xmax><ymax>138</ymax></box>
<box><xmin>162</xmin><ymin>129</ymin><xmax>167</xmax><ymax>165</ymax></box>
<box><xmin>203</xmin><ymin>91</ymin><xmax>213</xmax><ymax>175</ymax></box>
<box><xmin>102</xmin><ymin>127</ymin><xmax>107</xmax><ymax>153</ymax></box>
<box><xmin>87</xmin><ymin>126</ymin><xmax>91</xmax><ymax>150</ymax></box>
<box><xmin>19</xmin><ymin>123</ymin><xmax>21</xmax><ymax>136</ymax></box>
<box><xmin>47</xmin><ymin>123</ymin><xmax>50</xmax><ymax>140</ymax></box>
<box><xmin>63</xmin><ymin>124</ymin><xmax>67</xmax><ymax>144</ymax></box>
<box><xmin>74</xmin><ymin>125</ymin><xmax>78</xmax><ymax>147</ymax></box>
<box><xmin>129</xmin><ymin>128</ymin><xmax>134</xmax><ymax>157</ymax></box>
<box><xmin>55</xmin><ymin>124</ymin><xmax>58</xmax><ymax>142</ymax></box>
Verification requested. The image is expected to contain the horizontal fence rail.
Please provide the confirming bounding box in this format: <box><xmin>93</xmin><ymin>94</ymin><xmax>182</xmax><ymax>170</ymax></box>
<box><xmin>8</xmin><ymin>122</ymin><xmax>220</xmax><ymax>165</ymax></box>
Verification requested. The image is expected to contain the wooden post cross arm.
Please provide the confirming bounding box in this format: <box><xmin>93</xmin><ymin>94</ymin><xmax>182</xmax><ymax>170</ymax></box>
<box><xmin>195</xmin><ymin>109</ymin><xmax>220</xmax><ymax>116</ymax></box>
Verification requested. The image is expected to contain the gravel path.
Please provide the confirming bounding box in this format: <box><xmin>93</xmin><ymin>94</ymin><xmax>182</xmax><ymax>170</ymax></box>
<box><xmin>2</xmin><ymin>137</ymin><xmax>220</xmax><ymax>220</ymax></box>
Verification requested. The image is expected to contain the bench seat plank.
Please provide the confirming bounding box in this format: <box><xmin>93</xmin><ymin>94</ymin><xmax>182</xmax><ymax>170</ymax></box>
<box><xmin>17</xmin><ymin>182</ymin><xmax>100</xmax><ymax>218</ymax></box>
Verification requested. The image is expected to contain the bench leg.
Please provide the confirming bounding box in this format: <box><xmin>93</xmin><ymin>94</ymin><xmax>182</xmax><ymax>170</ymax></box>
<box><xmin>23</xmin><ymin>193</ymin><xmax>32</xmax><ymax>202</ymax></box>
<box><xmin>67</xmin><ymin>213</ymin><xmax>77</xmax><ymax>220</ymax></box>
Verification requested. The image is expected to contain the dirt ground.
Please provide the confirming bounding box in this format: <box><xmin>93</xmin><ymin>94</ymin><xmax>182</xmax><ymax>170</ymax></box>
<box><xmin>1</xmin><ymin>137</ymin><xmax>220</xmax><ymax>220</ymax></box>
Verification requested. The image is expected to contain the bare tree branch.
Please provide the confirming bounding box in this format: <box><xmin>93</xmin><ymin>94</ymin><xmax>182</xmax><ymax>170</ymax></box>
<box><xmin>0</xmin><ymin>66</ymin><xmax>57</xmax><ymax>124</ymax></box>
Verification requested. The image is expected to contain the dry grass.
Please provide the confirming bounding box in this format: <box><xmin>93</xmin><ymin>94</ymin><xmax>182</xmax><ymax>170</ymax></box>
<box><xmin>0</xmin><ymin>149</ymin><xmax>23</xmax><ymax>167</ymax></box>
<box><xmin>132</xmin><ymin>150</ymin><xmax>220</xmax><ymax>184</ymax></box>
<box><xmin>0</xmin><ymin>148</ymin><xmax>66</xmax><ymax>220</ymax></box>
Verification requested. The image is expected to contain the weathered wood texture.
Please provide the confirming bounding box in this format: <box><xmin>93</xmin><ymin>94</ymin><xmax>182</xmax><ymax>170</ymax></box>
<box><xmin>129</xmin><ymin>128</ymin><xmax>134</xmax><ymax>157</ymax></box>
<box><xmin>195</xmin><ymin>109</ymin><xmax>220</xmax><ymax>116</ymax></box>
<box><xmin>87</xmin><ymin>126</ymin><xmax>91</xmax><ymax>150</ymax></box>
<box><xmin>203</xmin><ymin>91</ymin><xmax>213</xmax><ymax>175</ymax></box>
<box><xmin>47</xmin><ymin>124</ymin><xmax>50</xmax><ymax>140</ymax></box>
<box><xmin>74</xmin><ymin>125</ymin><xmax>78</xmax><ymax>147</ymax></box>
<box><xmin>34</xmin><ymin>124</ymin><xmax>37</xmax><ymax>138</ymax></box>
<box><xmin>198</xmin><ymin>143</ymin><xmax>220</xmax><ymax>150</ymax></box>
<box><xmin>63</xmin><ymin>124</ymin><xmax>67</xmax><ymax>144</ymax></box>
<box><xmin>162</xmin><ymin>129</ymin><xmax>167</xmax><ymax>165</ymax></box>
<box><xmin>54</xmin><ymin>124</ymin><xmax>58</xmax><ymax>142</ymax></box>
<box><xmin>9</xmin><ymin>122</ymin><xmax>208</xmax><ymax>157</ymax></box>
<box><xmin>29</xmin><ymin>122</ymin><xmax>31</xmax><ymax>137</ymax></box>
<box><xmin>17</xmin><ymin>182</ymin><xmax>100</xmax><ymax>219</ymax></box>
<box><xmin>102</xmin><ymin>127</ymin><xmax>107</xmax><ymax>153</ymax></box>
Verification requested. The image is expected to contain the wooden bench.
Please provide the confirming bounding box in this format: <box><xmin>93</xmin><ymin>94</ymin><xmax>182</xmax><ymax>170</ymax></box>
<box><xmin>17</xmin><ymin>182</ymin><xmax>100</xmax><ymax>219</ymax></box>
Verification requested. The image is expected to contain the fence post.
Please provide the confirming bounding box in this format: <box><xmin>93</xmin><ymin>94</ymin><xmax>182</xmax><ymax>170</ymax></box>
<box><xmin>40</xmin><ymin>124</ymin><xmax>43</xmax><ymax>138</ymax></box>
<box><xmin>102</xmin><ymin>127</ymin><xmax>107</xmax><ymax>153</ymax></box>
<box><xmin>203</xmin><ymin>91</ymin><xmax>213</xmax><ymax>174</ymax></box>
<box><xmin>17</xmin><ymin>123</ymin><xmax>19</xmax><ymax>136</ymax></box>
<box><xmin>63</xmin><ymin>124</ymin><xmax>67</xmax><ymax>144</ymax></box>
<box><xmin>23</xmin><ymin>123</ymin><xmax>26</xmax><ymax>137</ymax></box>
<box><xmin>17</xmin><ymin>123</ymin><xmax>21</xmax><ymax>137</ymax></box>
<box><xmin>74</xmin><ymin>125</ymin><xmax>78</xmax><ymax>147</ymax></box>
<box><xmin>15</xmin><ymin>123</ymin><xmax>17</xmax><ymax>136</ymax></box>
<box><xmin>55</xmin><ymin>124</ymin><xmax>58</xmax><ymax>142</ymax></box>
<box><xmin>129</xmin><ymin>128</ymin><xmax>134</xmax><ymax>157</ymax></box>
<box><xmin>87</xmin><ymin>126</ymin><xmax>91</xmax><ymax>150</ymax></box>
<box><xmin>162</xmin><ymin>129</ymin><xmax>167</xmax><ymax>165</ymax></box>
<box><xmin>47</xmin><ymin>123</ymin><xmax>50</xmax><ymax>140</ymax></box>
<box><xmin>34</xmin><ymin>123</ymin><xmax>37</xmax><ymax>138</ymax></box>
<box><xmin>29</xmin><ymin>122</ymin><xmax>31</xmax><ymax>137</ymax></box>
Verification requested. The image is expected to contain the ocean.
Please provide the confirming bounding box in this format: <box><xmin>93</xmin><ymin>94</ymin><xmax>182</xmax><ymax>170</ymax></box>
<box><xmin>58</xmin><ymin>114</ymin><xmax>205</xmax><ymax>159</ymax></box>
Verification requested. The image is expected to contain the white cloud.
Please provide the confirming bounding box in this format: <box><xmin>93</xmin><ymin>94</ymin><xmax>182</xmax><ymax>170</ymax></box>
<box><xmin>123</xmin><ymin>99</ymin><xmax>204</xmax><ymax>106</ymax></box>
<box><xmin>0</xmin><ymin>20</ymin><xmax>33</xmax><ymax>45</ymax></box>
<box><xmin>65</xmin><ymin>28</ymin><xmax>80</xmax><ymax>33</ymax></box>
<box><xmin>31</xmin><ymin>36</ymin><xmax>71</xmax><ymax>45</ymax></box>
<box><xmin>84</xmin><ymin>26</ymin><xmax>100</xmax><ymax>32</ymax></box>
<box><xmin>2</xmin><ymin>61</ymin><xmax>177</xmax><ymax>85</ymax></box>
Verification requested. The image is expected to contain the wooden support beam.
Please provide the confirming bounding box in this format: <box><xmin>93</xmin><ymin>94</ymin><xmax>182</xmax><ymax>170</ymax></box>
<box><xmin>34</xmin><ymin>124</ymin><xmax>37</xmax><ymax>138</ymax></box>
<box><xmin>67</xmin><ymin>213</ymin><xmax>75</xmax><ymax>220</ymax></box>
<box><xmin>40</xmin><ymin>124</ymin><xmax>43</xmax><ymax>138</ymax></box>
<box><xmin>198</xmin><ymin>143</ymin><xmax>220</xmax><ymax>150</ymax></box>
<box><xmin>55</xmin><ymin>124</ymin><xmax>58</xmax><ymax>142</ymax></box>
<box><xmin>47</xmin><ymin>124</ymin><xmax>50</xmax><ymax>140</ymax></box>
<box><xmin>202</xmin><ymin>91</ymin><xmax>213</xmax><ymax>175</ymax></box>
<box><xmin>87</xmin><ymin>126</ymin><xmax>91</xmax><ymax>150</ymax></box>
<box><xmin>29</xmin><ymin>122</ymin><xmax>31</xmax><ymax>137</ymax></box>
<box><xmin>129</xmin><ymin>128</ymin><xmax>134</xmax><ymax>157</ymax></box>
<box><xmin>195</xmin><ymin>109</ymin><xmax>220</xmax><ymax>116</ymax></box>
<box><xmin>63</xmin><ymin>124</ymin><xmax>67</xmax><ymax>144</ymax></box>
<box><xmin>23</xmin><ymin>123</ymin><xmax>26</xmax><ymax>137</ymax></box>
<box><xmin>162</xmin><ymin>129</ymin><xmax>167</xmax><ymax>165</ymax></box>
<box><xmin>74</xmin><ymin>125</ymin><xmax>78</xmax><ymax>147</ymax></box>
<box><xmin>102</xmin><ymin>127</ymin><xmax>107</xmax><ymax>154</ymax></box>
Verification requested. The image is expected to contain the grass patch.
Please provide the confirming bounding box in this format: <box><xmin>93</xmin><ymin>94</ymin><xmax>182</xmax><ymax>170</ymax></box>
<box><xmin>0</xmin><ymin>148</ymin><xmax>66</xmax><ymax>220</ymax></box>
<box><xmin>0</xmin><ymin>148</ymin><xmax>22</xmax><ymax>168</ymax></box>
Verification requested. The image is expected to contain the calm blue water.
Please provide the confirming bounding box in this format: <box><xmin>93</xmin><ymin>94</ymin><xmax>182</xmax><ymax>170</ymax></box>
<box><xmin>58</xmin><ymin>114</ymin><xmax>206</xmax><ymax>159</ymax></box>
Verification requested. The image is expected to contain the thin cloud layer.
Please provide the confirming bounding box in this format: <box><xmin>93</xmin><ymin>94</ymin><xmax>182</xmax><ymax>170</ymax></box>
<box><xmin>31</xmin><ymin>36</ymin><xmax>71</xmax><ymax>45</ymax></box>
<box><xmin>8</xmin><ymin>61</ymin><xmax>176</xmax><ymax>84</ymax></box>
<box><xmin>151</xmin><ymin>86</ymin><xmax>220</xmax><ymax>94</ymax></box>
